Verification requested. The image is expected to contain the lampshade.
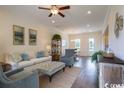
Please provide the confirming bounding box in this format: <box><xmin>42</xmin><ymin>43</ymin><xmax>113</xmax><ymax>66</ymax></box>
<box><xmin>51</xmin><ymin>9</ymin><xmax>58</xmax><ymax>15</ymax></box>
<box><xmin>46</xmin><ymin>45</ymin><xmax>51</xmax><ymax>50</ymax></box>
<box><xmin>51</xmin><ymin>6</ymin><xmax>59</xmax><ymax>15</ymax></box>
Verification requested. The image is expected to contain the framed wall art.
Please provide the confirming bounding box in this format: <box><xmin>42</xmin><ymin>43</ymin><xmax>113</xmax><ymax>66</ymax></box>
<box><xmin>114</xmin><ymin>13</ymin><xmax>123</xmax><ymax>38</ymax></box>
<box><xmin>13</xmin><ymin>25</ymin><xmax>25</xmax><ymax>45</ymax></box>
<box><xmin>29</xmin><ymin>29</ymin><xmax>37</xmax><ymax>45</ymax></box>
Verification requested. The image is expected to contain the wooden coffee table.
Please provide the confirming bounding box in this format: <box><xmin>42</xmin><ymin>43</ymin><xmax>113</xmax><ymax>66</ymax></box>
<box><xmin>0</xmin><ymin>62</ymin><xmax>12</xmax><ymax>72</ymax></box>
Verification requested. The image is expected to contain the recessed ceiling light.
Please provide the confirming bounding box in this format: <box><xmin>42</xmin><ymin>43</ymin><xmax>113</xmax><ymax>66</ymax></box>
<box><xmin>52</xmin><ymin>20</ymin><xmax>55</xmax><ymax>24</ymax></box>
<box><xmin>89</xmin><ymin>30</ymin><xmax>92</xmax><ymax>32</ymax></box>
<box><xmin>87</xmin><ymin>10</ymin><xmax>91</xmax><ymax>14</ymax></box>
<box><xmin>87</xmin><ymin>24</ymin><xmax>90</xmax><ymax>27</ymax></box>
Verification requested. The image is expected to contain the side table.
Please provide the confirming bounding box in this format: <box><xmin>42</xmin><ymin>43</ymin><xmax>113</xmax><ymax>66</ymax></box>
<box><xmin>0</xmin><ymin>62</ymin><xmax>12</xmax><ymax>72</ymax></box>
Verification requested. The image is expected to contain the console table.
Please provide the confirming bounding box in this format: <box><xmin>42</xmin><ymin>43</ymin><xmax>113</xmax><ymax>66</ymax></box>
<box><xmin>98</xmin><ymin>57</ymin><xmax>124</xmax><ymax>88</ymax></box>
<box><xmin>0</xmin><ymin>62</ymin><xmax>12</xmax><ymax>72</ymax></box>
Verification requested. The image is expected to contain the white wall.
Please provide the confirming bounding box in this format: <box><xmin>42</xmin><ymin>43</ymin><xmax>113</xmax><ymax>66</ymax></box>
<box><xmin>103</xmin><ymin>6</ymin><xmax>124</xmax><ymax>60</ymax></box>
<box><xmin>0</xmin><ymin>8</ymin><xmax>53</xmax><ymax>62</ymax></box>
<box><xmin>69</xmin><ymin>31</ymin><xmax>102</xmax><ymax>56</ymax></box>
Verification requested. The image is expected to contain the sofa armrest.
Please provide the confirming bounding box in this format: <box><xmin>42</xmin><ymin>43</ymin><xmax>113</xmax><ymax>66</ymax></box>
<box><xmin>2</xmin><ymin>71</ymin><xmax>39</xmax><ymax>88</ymax></box>
<box><xmin>21</xmin><ymin>71</ymin><xmax>39</xmax><ymax>88</ymax></box>
<box><xmin>48</xmin><ymin>56</ymin><xmax>52</xmax><ymax>61</ymax></box>
<box><xmin>6</xmin><ymin>61</ymin><xmax>18</xmax><ymax>70</ymax></box>
<box><xmin>19</xmin><ymin>71</ymin><xmax>39</xmax><ymax>88</ymax></box>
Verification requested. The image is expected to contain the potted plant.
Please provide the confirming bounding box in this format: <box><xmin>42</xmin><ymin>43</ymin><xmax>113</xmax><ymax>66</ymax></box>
<box><xmin>91</xmin><ymin>50</ymin><xmax>103</xmax><ymax>62</ymax></box>
<box><xmin>52</xmin><ymin>34</ymin><xmax>61</xmax><ymax>40</ymax></box>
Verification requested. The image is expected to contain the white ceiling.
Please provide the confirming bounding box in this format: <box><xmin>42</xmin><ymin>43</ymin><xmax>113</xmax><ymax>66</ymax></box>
<box><xmin>0</xmin><ymin>5</ymin><xmax>109</xmax><ymax>34</ymax></box>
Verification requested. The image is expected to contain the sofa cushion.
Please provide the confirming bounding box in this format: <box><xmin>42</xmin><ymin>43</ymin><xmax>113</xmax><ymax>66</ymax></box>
<box><xmin>21</xmin><ymin>53</ymin><xmax>30</xmax><ymax>61</ymax></box>
<box><xmin>17</xmin><ymin>61</ymin><xmax>34</xmax><ymax>68</ymax></box>
<box><xmin>31</xmin><ymin>56</ymin><xmax>51</xmax><ymax>64</ymax></box>
<box><xmin>36</xmin><ymin>51</ymin><xmax>45</xmax><ymax>58</ymax></box>
<box><xmin>31</xmin><ymin>57</ymin><xmax>46</xmax><ymax>64</ymax></box>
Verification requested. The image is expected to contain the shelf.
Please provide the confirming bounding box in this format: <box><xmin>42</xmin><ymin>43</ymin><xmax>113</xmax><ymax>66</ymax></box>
<box><xmin>51</xmin><ymin>39</ymin><xmax>62</xmax><ymax>61</ymax></box>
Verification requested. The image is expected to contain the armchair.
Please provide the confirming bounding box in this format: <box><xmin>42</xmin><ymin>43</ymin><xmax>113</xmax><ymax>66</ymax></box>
<box><xmin>0</xmin><ymin>65</ymin><xmax>39</xmax><ymax>88</ymax></box>
<box><xmin>60</xmin><ymin>49</ymin><xmax>75</xmax><ymax>67</ymax></box>
<box><xmin>60</xmin><ymin>56</ymin><xmax>74</xmax><ymax>67</ymax></box>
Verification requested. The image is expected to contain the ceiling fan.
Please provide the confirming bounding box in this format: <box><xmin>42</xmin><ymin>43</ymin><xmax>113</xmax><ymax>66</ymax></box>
<box><xmin>38</xmin><ymin>5</ymin><xmax>70</xmax><ymax>18</ymax></box>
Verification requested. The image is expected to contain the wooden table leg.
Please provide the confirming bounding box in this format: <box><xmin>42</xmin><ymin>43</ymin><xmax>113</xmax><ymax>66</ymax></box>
<box><xmin>48</xmin><ymin>67</ymin><xmax>65</xmax><ymax>82</ymax></box>
<box><xmin>63</xmin><ymin>67</ymin><xmax>65</xmax><ymax>72</ymax></box>
<box><xmin>49</xmin><ymin>75</ymin><xmax>53</xmax><ymax>82</ymax></box>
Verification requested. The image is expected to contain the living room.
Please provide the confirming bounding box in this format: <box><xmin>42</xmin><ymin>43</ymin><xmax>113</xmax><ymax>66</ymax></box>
<box><xmin>0</xmin><ymin>3</ymin><xmax>124</xmax><ymax>90</ymax></box>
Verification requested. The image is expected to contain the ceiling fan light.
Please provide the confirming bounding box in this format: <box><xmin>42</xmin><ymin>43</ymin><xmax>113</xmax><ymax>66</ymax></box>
<box><xmin>87</xmin><ymin>24</ymin><xmax>90</xmax><ymax>27</ymax></box>
<box><xmin>87</xmin><ymin>10</ymin><xmax>92</xmax><ymax>14</ymax></box>
<box><xmin>52</xmin><ymin>20</ymin><xmax>55</xmax><ymax>24</ymax></box>
<box><xmin>51</xmin><ymin>9</ymin><xmax>58</xmax><ymax>15</ymax></box>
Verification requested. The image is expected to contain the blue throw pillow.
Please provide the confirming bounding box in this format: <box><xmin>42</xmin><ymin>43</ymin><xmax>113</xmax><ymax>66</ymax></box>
<box><xmin>36</xmin><ymin>51</ymin><xmax>45</xmax><ymax>58</ymax></box>
<box><xmin>21</xmin><ymin>53</ymin><xmax>29</xmax><ymax>61</ymax></box>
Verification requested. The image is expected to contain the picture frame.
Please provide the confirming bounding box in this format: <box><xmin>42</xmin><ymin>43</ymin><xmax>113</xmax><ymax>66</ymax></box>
<box><xmin>13</xmin><ymin>25</ymin><xmax>25</xmax><ymax>45</ymax></box>
<box><xmin>29</xmin><ymin>29</ymin><xmax>37</xmax><ymax>45</ymax></box>
<box><xmin>114</xmin><ymin>13</ymin><xmax>123</xmax><ymax>38</ymax></box>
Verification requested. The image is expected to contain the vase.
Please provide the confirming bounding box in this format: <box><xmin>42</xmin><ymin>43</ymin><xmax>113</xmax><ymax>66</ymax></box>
<box><xmin>97</xmin><ymin>55</ymin><xmax>103</xmax><ymax>62</ymax></box>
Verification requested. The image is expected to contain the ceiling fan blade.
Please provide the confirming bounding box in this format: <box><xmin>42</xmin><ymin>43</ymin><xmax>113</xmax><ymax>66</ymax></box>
<box><xmin>59</xmin><ymin>6</ymin><xmax>70</xmax><ymax>10</ymax></box>
<box><xmin>38</xmin><ymin>7</ymin><xmax>50</xmax><ymax>10</ymax></box>
<box><xmin>58</xmin><ymin>12</ymin><xmax>65</xmax><ymax>17</ymax></box>
<box><xmin>48</xmin><ymin>13</ymin><xmax>52</xmax><ymax>17</ymax></box>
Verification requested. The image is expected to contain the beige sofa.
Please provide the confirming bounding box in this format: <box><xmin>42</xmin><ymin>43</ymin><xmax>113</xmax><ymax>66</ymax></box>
<box><xmin>5</xmin><ymin>53</ymin><xmax>51</xmax><ymax>70</ymax></box>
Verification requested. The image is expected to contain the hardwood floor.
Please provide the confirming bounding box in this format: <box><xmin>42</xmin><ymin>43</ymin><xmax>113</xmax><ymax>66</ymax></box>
<box><xmin>72</xmin><ymin>56</ymin><xmax>98</xmax><ymax>88</ymax></box>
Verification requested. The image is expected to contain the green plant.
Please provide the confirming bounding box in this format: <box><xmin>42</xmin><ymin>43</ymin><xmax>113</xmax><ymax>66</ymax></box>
<box><xmin>52</xmin><ymin>34</ymin><xmax>61</xmax><ymax>40</ymax></box>
<box><xmin>91</xmin><ymin>50</ymin><xmax>103</xmax><ymax>62</ymax></box>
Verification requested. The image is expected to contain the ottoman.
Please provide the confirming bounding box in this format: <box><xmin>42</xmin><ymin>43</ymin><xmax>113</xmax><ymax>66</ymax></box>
<box><xmin>24</xmin><ymin>61</ymin><xmax>65</xmax><ymax>82</ymax></box>
<box><xmin>38</xmin><ymin>61</ymin><xmax>65</xmax><ymax>82</ymax></box>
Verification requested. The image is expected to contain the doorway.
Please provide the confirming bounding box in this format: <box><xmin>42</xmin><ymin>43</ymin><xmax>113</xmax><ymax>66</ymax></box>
<box><xmin>103</xmin><ymin>26</ymin><xmax>109</xmax><ymax>51</ymax></box>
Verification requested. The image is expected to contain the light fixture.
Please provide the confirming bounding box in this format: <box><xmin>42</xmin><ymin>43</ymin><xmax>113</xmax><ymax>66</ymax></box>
<box><xmin>87</xmin><ymin>10</ymin><xmax>92</xmax><ymax>14</ymax></box>
<box><xmin>46</xmin><ymin>45</ymin><xmax>51</xmax><ymax>55</ymax></box>
<box><xmin>52</xmin><ymin>20</ymin><xmax>55</xmax><ymax>24</ymax></box>
<box><xmin>51</xmin><ymin>6</ymin><xmax>59</xmax><ymax>15</ymax></box>
<box><xmin>88</xmin><ymin>30</ymin><xmax>92</xmax><ymax>32</ymax></box>
<box><xmin>46</xmin><ymin>45</ymin><xmax>51</xmax><ymax>50</ymax></box>
<box><xmin>87</xmin><ymin>24</ymin><xmax>90</xmax><ymax>27</ymax></box>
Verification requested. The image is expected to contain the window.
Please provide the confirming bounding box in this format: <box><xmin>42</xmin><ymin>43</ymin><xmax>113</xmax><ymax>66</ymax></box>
<box><xmin>62</xmin><ymin>40</ymin><xmax>67</xmax><ymax>47</ymax></box>
<box><xmin>75</xmin><ymin>39</ymin><xmax>80</xmax><ymax>51</ymax></box>
<box><xmin>70</xmin><ymin>39</ymin><xmax>80</xmax><ymax>51</ymax></box>
<box><xmin>89</xmin><ymin>38</ymin><xmax>95</xmax><ymax>51</ymax></box>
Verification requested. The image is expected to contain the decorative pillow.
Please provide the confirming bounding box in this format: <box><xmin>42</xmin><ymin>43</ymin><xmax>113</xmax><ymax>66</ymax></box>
<box><xmin>11</xmin><ymin>53</ymin><xmax>22</xmax><ymax>63</ymax></box>
<box><xmin>21</xmin><ymin>53</ymin><xmax>30</xmax><ymax>61</ymax></box>
<box><xmin>36</xmin><ymin>51</ymin><xmax>45</xmax><ymax>58</ymax></box>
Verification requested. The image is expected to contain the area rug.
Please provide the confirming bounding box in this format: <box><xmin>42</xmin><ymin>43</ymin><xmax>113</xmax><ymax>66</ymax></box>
<box><xmin>39</xmin><ymin>67</ymin><xmax>80</xmax><ymax>88</ymax></box>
